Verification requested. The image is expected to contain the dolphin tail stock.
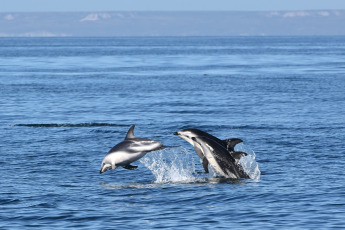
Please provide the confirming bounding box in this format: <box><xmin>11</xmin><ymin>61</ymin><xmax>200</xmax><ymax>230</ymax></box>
<box><xmin>154</xmin><ymin>145</ymin><xmax>185</xmax><ymax>152</ymax></box>
<box><xmin>161</xmin><ymin>145</ymin><xmax>182</xmax><ymax>148</ymax></box>
<box><xmin>156</xmin><ymin>145</ymin><xmax>168</xmax><ymax>150</ymax></box>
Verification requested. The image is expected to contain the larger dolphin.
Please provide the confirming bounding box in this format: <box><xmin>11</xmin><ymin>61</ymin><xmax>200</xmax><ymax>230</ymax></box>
<box><xmin>100</xmin><ymin>125</ymin><xmax>163</xmax><ymax>174</ymax></box>
<box><xmin>174</xmin><ymin>128</ymin><xmax>248</xmax><ymax>178</ymax></box>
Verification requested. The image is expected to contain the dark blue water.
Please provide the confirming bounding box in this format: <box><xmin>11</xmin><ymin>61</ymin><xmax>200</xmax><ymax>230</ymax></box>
<box><xmin>1</xmin><ymin>37</ymin><xmax>345</xmax><ymax>229</ymax></box>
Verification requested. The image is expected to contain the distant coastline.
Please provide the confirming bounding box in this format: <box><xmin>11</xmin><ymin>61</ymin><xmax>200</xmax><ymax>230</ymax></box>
<box><xmin>1</xmin><ymin>10</ymin><xmax>345</xmax><ymax>37</ymax></box>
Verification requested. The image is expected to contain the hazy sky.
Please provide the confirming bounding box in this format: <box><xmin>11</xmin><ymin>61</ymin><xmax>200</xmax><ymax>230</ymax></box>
<box><xmin>2</xmin><ymin>0</ymin><xmax>345</xmax><ymax>12</ymax></box>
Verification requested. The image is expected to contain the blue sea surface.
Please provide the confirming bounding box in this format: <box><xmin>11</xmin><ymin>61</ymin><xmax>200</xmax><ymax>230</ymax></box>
<box><xmin>1</xmin><ymin>36</ymin><xmax>345</xmax><ymax>229</ymax></box>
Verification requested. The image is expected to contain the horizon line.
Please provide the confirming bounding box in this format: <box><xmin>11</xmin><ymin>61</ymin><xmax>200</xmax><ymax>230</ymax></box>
<box><xmin>1</xmin><ymin>9</ymin><xmax>345</xmax><ymax>13</ymax></box>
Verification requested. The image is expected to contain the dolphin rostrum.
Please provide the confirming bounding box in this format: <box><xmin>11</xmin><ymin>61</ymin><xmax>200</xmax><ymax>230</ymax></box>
<box><xmin>174</xmin><ymin>128</ymin><xmax>248</xmax><ymax>178</ymax></box>
<box><xmin>100</xmin><ymin>125</ymin><xmax>163</xmax><ymax>174</ymax></box>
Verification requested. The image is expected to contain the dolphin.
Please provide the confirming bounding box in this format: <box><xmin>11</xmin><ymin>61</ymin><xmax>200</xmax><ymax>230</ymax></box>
<box><xmin>173</xmin><ymin>128</ymin><xmax>248</xmax><ymax>177</ymax></box>
<box><xmin>100</xmin><ymin>125</ymin><xmax>163</xmax><ymax>174</ymax></box>
<box><xmin>192</xmin><ymin>136</ymin><xmax>249</xmax><ymax>179</ymax></box>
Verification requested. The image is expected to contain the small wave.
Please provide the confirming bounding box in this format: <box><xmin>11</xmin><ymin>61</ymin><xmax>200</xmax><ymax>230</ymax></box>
<box><xmin>100</xmin><ymin>182</ymin><xmax>162</xmax><ymax>189</ymax></box>
<box><xmin>0</xmin><ymin>198</ymin><xmax>20</xmax><ymax>205</ymax></box>
<box><xmin>230</xmin><ymin>125</ymin><xmax>279</xmax><ymax>130</ymax></box>
<box><xmin>12</xmin><ymin>123</ymin><xmax>128</xmax><ymax>128</ymax></box>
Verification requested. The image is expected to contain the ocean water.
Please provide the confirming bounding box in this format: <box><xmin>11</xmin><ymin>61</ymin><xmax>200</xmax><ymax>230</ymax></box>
<box><xmin>1</xmin><ymin>36</ymin><xmax>345</xmax><ymax>229</ymax></box>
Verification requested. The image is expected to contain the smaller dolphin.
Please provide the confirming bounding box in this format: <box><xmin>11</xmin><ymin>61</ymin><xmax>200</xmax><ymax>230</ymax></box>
<box><xmin>100</xmin><ymin>125</ymin><xmax>163</xmax><ymax>174</ymax></box>
<box><xmin>174</xmin><ymin>129</ymin><xmax>246</xmax><ymax>173</ymax></box>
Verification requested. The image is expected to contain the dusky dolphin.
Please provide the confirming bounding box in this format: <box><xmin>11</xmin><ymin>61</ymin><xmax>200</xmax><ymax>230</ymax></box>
<box><xmin>173</xmin><ymin>128</ymin><xmax>248</xmax><ymax>177</ymax></box>
<box><xmin>100</xmin><ymin>125</ymin><xmax>163</xmax><ymax>174</ymax></box>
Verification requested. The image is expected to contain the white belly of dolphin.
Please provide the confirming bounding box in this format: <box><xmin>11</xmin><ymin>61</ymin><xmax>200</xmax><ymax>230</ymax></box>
<box><xmin>108</xmin><ymin>151</ymin><xmax>147</xmax><ymax>166</ymax></box>
<box><xmin>203</xmin><ymin>143</ymin><xmax>237</xmax><ymax>178</ymax></box>
<box><xmin>203</xmin><ymin>147</ymin><xmax>224</xmax><ymax>175</ymax></box>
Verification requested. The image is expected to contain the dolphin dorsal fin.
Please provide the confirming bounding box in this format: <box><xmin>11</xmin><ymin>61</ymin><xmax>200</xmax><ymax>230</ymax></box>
<box><xmin>125</xmin><ymin>125</ymin><xmax>136</xmax><ymax>140</ymax></box>
<box><xmin>223</xmin><ymin>138</ymin><xmax>243</xmax><ymax>152</ymax></box>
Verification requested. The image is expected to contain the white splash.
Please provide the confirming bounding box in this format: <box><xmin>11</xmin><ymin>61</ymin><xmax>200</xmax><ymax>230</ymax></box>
<box><xmin>141</xmin><ymin>144</ymin><xmax>261</xmax><ymax>183</ymax></box>
<box><xmin>140</xmin><ymin>147</ymin><xmax>198</xmax><ymax>184</ymax></box>
<box><xmin>236</xmin><ymin>143</ymin><xmax>261</xmax><ymax>180</ymax></box>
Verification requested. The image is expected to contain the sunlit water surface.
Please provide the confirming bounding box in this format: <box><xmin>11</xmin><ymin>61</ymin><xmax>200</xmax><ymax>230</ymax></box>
<box><xmin>1</xmin><ymin>37</ymin><xmax>345</xmax><ymax>229</ymax></box>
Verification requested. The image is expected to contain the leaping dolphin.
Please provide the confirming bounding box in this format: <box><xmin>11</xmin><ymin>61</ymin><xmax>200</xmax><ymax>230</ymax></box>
<box><xmin>100</xmin><ymin>125</ymin><xmax>163</xmax><ymax>174</ymax></box>
<box><xmin>174</xmin><ymin>128</ymin><xmax>248</xmax><ymax>178</ymax></box>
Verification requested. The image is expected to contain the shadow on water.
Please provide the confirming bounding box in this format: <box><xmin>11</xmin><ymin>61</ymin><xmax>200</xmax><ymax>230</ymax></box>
<box><xmin>12</xmin><ymin>123</ymin><xmax>129</xmax><ymax>127</ymax></box>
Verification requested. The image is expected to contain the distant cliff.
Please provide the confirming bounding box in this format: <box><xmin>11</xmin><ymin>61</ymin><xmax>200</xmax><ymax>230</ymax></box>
<box><xmin>1</xmin><ymin>11</ymin><xmax>345</xmax><ymax>37</ymax></box>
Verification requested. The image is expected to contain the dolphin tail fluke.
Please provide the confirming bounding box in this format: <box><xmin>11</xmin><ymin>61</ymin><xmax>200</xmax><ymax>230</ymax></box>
<box><xmin>122</xmin><ymin>164</ymin><xmax>138</xmax><ymax>170</ymax></box>
<box><xmin>125</xmin><ymin>125</ymin><xmax>136</xmax><ymax>140</ymax></box>
<box><xmin>202</xmin><ymin>157</ymin><xmax>209</xmax><ymax>173</ymax></box>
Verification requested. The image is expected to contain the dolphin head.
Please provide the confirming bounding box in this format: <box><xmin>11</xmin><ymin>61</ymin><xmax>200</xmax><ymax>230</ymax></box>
<box><xmin>174</xmin><ymin>129</ymin><xmax>206</xmax><ymax>146</ymax></box>
<box><xmin>100</xmin><ymin>155</ymin><xmax>116</xmax><ymax>174</ymax></box>
<box><xmin>100</xmin><ymin>163</ymin><xmax>111</xmax><ymax>174</ymax></box>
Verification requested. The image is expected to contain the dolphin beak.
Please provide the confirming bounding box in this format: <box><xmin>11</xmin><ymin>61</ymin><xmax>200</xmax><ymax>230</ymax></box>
<box><xmin>100</xmin><ymin>164</ymin><xmax>106</xmax><ymax>174</ymax></box>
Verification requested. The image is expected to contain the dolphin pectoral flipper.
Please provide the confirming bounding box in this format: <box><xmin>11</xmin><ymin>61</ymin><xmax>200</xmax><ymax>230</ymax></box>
<box><xmin>193</xmin><ymin>145</ymin><xmax>204</xmax><ymax>160</ymax></box>
<box><xmin>202</xmin><ymin>157</ymin><xmax>209</xmax><ymax>173</ymax></box>
<box><xmin>231</xmin><ymin>151</ymin><xmax>248</xmax><ymax>160</ymax></box>
<box><xmin>223</xmin><ymin>138</ymin><xmax>243</xmax><ymax>151</ymax></box>
<box><xmin>122</xmin><ymin>164</ymin><xmax>138</xmax><ymax>170</ymax></box>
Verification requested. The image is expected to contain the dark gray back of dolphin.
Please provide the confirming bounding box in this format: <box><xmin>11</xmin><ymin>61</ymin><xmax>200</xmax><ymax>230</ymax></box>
<box><xmin>177</xmin><ymin>128</ymin><xmax>243</xmax><ymax>152</ymax></box>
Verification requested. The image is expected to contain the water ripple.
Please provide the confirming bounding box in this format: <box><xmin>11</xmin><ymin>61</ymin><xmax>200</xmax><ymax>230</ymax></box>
<box><xmin>12</xmin><ymin>123</ymin><xmax>129</xmax><ymax>128</ymax></box>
